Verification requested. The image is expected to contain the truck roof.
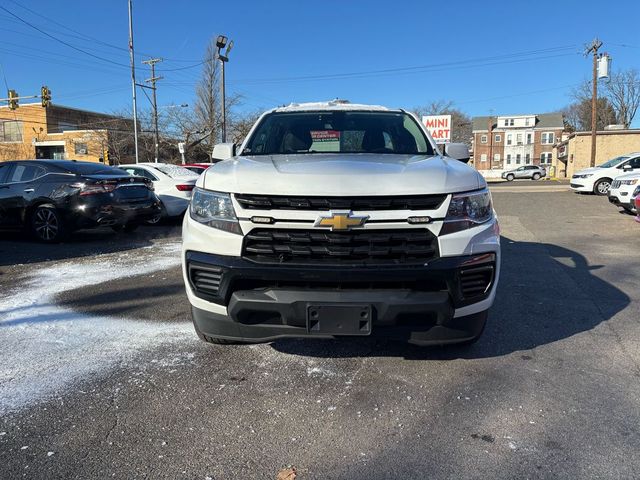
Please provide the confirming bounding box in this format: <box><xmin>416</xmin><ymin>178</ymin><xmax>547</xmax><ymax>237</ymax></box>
<box><xmin>272</xmin><ymin>100</ymin><xmax>396</xmax><ymax>113</ymax></box>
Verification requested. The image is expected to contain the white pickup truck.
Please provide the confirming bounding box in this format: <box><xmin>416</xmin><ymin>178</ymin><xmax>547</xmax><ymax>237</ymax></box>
<box><xmin>181</xmin><ymin>101</ymin><xmax>501</xmax><ymax>346</ymax></box>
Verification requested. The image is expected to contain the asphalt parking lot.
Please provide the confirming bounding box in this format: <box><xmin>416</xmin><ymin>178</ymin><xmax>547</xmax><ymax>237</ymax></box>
<box><xmin>1</xmin><ymin>184</ymin><xmax>639</xmax><ymax>479</ymax></box>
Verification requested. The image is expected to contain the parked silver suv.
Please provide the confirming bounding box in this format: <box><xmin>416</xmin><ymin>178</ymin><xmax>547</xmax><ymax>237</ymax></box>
<box><xmin>502</xmin><ymin>165</ymin><xmax>547</xmax><ymax>181</ymax></box>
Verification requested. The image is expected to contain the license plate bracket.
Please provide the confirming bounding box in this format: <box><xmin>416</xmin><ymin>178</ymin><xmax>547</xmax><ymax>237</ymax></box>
<box><xmin>307</xmin><ymin>304</ymin><xmax>372</xmax><ymax>336</ymax></box>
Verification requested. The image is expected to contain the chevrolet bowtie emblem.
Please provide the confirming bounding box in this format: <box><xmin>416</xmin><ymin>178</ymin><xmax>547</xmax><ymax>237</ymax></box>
<box><xmin>314</xmin><ymin>211</ymin><xmax>369</xmax><ymax>231</ymax></box>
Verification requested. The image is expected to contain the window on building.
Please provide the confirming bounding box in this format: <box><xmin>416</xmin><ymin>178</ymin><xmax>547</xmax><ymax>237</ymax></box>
<box><xmin>0</xmin><ymin>121</ymin><xmax>23</xmax><ymax>142</ymax></box>
<box><xmin>494</xmin><ymin>134</ymin><xmax>501</xmax><ymax>143</ymax></box>
<box><xmin>541</xmin><ymin>132</ymin><xmax>555</xmax><ymax>145</ymax></box>
<box><xmin>525</xmin><ymin>153</ymin><xmax>531</xmax><ymax>164</ymax></box>
<box><xmin>509</xmin><ymin>119</ymin><xmax>514</xmax><ymax>126</ymax></box>
<box><xmin>516</xmin><ymin>133</ymin><xmax>523</xmax><ymax>145</ymax></box>
<box><xmin>494</xmin><ymin>153</ymin><xmax>500</xmax><ymax>162</ymax></box>
<box><xmin>526</xmin><ymin>133</ymin><xmax>532</xmax><ymax>144</ymax></box>
<box><xmin>507</xmin><ymin>134</ymin><xmax>512</xmax><ymax>145</ymax></box>
<box><xmin>506</xmin><ymin>154</ymin><xmax>512</xmax><ymax>165</ymax></box>
<box><xmin>480</xmin><ymin>153</ymin><xmax>487</xmax><ymax>162</ymax></box>
<box><xmin>504</xmin><ymin>119</ymin><xmax>509</xmax><ymax>126</ymax></box>
<box><xmin>540</xmin><ymin>152</ymin><xmax>552</xmax><ymax>164</ymax></box>
<box><xmin>74</xmin><ymin>143</ymin><xmax>89</xmax><ymax>155</ymax></box>
<box><xmin>516</xmin><ymin>154</ymin><xmax>521</xmax><ymax>164</ymax></box>
<box><xmin>525</xmin><ymin>118</ymin><xmax>530</xmax><ymax>126</ymax></box>
<box><xmin>480</xmin><ymin>135</ymin><xmax>487</xmax><ymax>144</ymax></box>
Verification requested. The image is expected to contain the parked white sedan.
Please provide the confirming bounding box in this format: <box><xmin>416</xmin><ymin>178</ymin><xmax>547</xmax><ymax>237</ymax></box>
<box><xmin>121</xmin><ymin>163</ymin><xmax>199</xmax><ymax>223</ymax></box>
<box><xmin>570</xmin><ymin>153</ymin><xmax>640</xmax><ymax>195</ymax></box>
<box><xmin>608</xmin><ymin>172</ymin><xmax>640</xmax><ymax>213</ymax></box>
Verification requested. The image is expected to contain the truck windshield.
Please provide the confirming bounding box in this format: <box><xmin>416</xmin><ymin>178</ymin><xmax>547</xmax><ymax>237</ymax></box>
<box><xmin>242</xmin><ymin>111</ymin><xmax>434</xmax><ymax>156</ymax></box>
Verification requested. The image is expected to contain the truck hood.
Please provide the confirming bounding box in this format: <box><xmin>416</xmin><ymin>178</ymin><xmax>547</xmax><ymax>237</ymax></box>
<box><xmin>201</xmin><ymin>153</ymin><xmax>483</xmax><ymax>196</ymax></box>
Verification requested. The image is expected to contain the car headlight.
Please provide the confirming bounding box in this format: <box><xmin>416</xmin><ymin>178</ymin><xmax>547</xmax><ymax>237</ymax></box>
<box><xmin>633</xmin><ymin>186</ymin><xmax>640</xmax><ymax>197</ymax></box>
<box><xmin>190</xmin><ymin>187</ymin><xmax>241</xmax><ymax>234</ymax></box>
<box><xmin>440</xmin><ymin>188</ymin><xmax>493</xmax><ymax>235</ymax></box>
<box><xmin>620</xmin><ymin>179</ymin><xmax>638</xmax><ymax>186</ymax></box>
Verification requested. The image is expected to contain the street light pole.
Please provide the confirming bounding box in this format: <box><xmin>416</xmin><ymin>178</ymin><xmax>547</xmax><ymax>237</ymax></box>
<box><xmin>216</xmin><ymin>35</ymin><xmax>233</xmax><ymax>144</ymax></box>
<box><xmin>128</xmin><ymin>0</ymin><xmax>139</xmax><ymax>164</ymax></box>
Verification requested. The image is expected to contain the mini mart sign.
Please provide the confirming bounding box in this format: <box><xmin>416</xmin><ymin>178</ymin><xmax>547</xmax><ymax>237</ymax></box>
<box><xmin>422</xmin><ymin>115</ymin><xmax>451</xmax><ymax>144</ymax></box>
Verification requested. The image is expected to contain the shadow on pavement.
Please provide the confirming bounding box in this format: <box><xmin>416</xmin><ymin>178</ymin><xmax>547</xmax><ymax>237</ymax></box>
<box><xmin>270</xmin><ymin>235</ymin><xmax>630</xmax><ymax>360</ymax></box>
<box><xmin>0</xmin><ymin>220</ymin><xmax>182</xmax><ymax>267</ymax></box>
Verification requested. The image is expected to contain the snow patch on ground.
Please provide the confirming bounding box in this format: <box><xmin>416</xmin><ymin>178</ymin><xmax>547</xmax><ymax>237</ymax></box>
<box><xmin>0</xmin><ymin>241</ymin><xmax>192</xmax><ymax>415</ymax></box>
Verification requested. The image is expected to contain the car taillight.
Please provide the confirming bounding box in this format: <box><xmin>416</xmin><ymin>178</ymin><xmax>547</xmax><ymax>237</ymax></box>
<box><xmin>176</xmin><ymin>184</ymin><xmax>195</xmax><ymax>191</ymax></box>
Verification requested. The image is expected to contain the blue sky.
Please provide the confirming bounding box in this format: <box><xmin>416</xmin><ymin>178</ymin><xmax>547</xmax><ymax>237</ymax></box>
<box><xmin>1</xmin><ymin>0</ymin><xmax>639</xmax><ymax>125</ymax></box>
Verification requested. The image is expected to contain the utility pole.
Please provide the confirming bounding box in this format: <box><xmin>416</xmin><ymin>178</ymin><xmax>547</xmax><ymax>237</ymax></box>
<box><xmin>585</xmin><ymin>38</ymin><xmax>602</xmax><ymax>168</ymax></box>
<box><xmin>487</xmin><ymin>111</ymin><xmax>494</xmax><ymax>169</ymax></box>
<box><xmin>143</xmin><ymin>58</ymin><xmax>163</xmax><ymax>163</ymax></box>
<box><xmin>128</xmin><ymin>0</ymin><xmax>139</xmax><ymax>164</ymax></box>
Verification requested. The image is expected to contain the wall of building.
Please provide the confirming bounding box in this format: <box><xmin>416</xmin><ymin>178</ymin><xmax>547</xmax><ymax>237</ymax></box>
<box><xmin>553</xmin><ymin>130</ymin><xmax>640</xmax><ymax>177</ymax></box>
<box><xmin>0</xmin><ymin>103</ymin><xmax>127</xmax><ymax>164</ymax></box>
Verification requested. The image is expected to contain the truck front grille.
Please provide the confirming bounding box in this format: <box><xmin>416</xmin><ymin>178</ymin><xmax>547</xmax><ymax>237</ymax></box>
<box><xmin>242</xmin><ymin>228</ymin><xmax>439</xmax><ymax>265</ymax></box>
<box><xmin>234</xmin><ymin>194</ymin><xmax>446</xmax><ymax>211</ymax></box>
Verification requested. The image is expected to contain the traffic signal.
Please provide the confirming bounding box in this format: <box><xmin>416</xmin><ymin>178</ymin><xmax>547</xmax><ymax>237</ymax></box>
<box><xmin>41</xmin><ymin>86</ymin><xmax>51</xmax><ymax>108</ymax></box>
<box><xmin>8</xmin><ymin>90</ymin><xmax>18</xmax><ymax>110</ymax></box>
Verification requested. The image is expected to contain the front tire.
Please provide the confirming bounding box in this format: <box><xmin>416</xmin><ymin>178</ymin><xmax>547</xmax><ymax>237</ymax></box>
<box><xmin>594</xmin><ymin>178</ymin><xmax>612</xmax><ymax>195</ymax></box>
<box><xmin>145</xmin><ymin>202</ymin><xmax>166</xmax><ymax>225</ymax></box>
<box><xmin>31</xmin><ymin>205</ymin><xmax>67</xmax><ymax>243</ymax></box>
<box><xmin>506</xmin><ymin>174</ymin><xmax>515</xmax><ymax>182</ymax></box>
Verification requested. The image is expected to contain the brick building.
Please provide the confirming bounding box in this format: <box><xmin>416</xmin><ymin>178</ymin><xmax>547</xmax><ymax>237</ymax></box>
<box><xmin>0</xmin><ymin>103</ymin><xmax>134</xmax><ymax>165</ymax></box>
<box><xmin>470</xmin><ymin>113</ymin><xmax>564</xmax><ymax>170</ymax></box>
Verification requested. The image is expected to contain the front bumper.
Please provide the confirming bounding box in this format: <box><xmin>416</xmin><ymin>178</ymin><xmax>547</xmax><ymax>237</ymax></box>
<box><xmin>184</xmin><ymin>251</ymin><xmax>498</xmax><ymax>345</ymax></box>
<box><xmin>609</xmin><ymin>187</ymin><xmax>637</xmax><ymax>211</ymax></box>
<box><xmin>570</xmin><ymin>178</ymin><xmax>594</xmax><ymax>192</ymax></box>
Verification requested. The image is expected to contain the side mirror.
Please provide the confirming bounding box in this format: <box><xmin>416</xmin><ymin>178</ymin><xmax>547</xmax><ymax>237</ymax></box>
<box><xmin>622</xmin><ymin>163</ymin><xmax>633</xmax><ymax>171</ymax></box>
<box><xmin>212</xmin><ymin>143</ymin><xmax>236</xmax><ymax>161</ymax></box>
<box><xmin>444</xmin><ymin>143</ymin><xmax>470</xmax><ymax>163</ymax></box>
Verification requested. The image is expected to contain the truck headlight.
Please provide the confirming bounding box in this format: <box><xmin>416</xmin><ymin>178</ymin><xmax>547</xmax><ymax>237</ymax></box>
<box><xmin>440</xmin><ymin>188</ymin><xmax>493</xmax><ymax>235</ymax></box>
<box><xmin>620</xmin><ymin>179</ymin><xmax>638</xmax><ymax>186</ymax></box>
<box><xmin>633</xmin><ymin>186</ymin><xmax>640</xmax><ymax>197</ymax></box>
<box><xmin>190</xmin><ymin>188</ymin><xmax>241</xmax><ymax>234</ymax></box>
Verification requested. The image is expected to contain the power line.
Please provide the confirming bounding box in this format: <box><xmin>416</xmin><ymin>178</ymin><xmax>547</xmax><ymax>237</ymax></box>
<box><xmin>4</xmin><ymin>0</ymin><xmax>203</xmax><ymax>63</ymax></box>
<box><xmin>232</xmin><ymin>46</ymin><xmax>579</xmax><ymax>85</ymax></box>
<box><xmin>0</xmin><ymin>5</ymin><xmax>130</xmax><ymax>69</ymax></box>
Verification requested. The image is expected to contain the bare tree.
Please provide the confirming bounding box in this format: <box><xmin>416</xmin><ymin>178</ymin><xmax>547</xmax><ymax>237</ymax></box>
<box><xmin>228</xmin><ymin>109</ymin><xmax>262</xmax><ymax>145</ymax></box>
<box><xmin>194</xmin><ymin>38</ymin><xmax>221</xmax><ymax>147</ymax></box>
<box><xmin>604</xmin><ymin>69</ymin><xmax>640</xmax><ymax>128</ymax></box>
<box><xmin>562</xmin><ymin>97</ymin><xmax>617</xmax><ymax>131</ymax></box>
<box><xmin>412</xmin><ymin>100</ymin><xmax>472</xmax><ymax>145</ymax></box>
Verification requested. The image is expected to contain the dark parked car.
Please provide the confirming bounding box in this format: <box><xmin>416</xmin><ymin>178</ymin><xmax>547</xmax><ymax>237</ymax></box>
<box><xmin>501</xmin><ymin>165</ymin><xmax>547</xmax><ymax>181</ymax></box>
<box><xmin>0</xmin><ymin>160</ymin><xmax>161</xmax><ymax>242</ymax></box>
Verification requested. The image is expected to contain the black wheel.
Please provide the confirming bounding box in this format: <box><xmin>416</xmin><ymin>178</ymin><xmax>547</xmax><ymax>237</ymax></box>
<box><xmin>145</xmin><ymin>202</ymin><xmax>166</xmax><ymax>225</ymax></box>
<box><xmin>31</xmin><ymin>205</ymin><xmax>67</xmax><ymax>243</ymax></box>
<box><xmin>594</xmin><ymin>178</ymin><xmax>612</xmax><ymax>195</ymax></box>
<box><xmin>112</xmin><ymin>223</ymin><xmax>139</xmax><ymax>233</ymax></box>
<box><xmin>506</xmin><ymin>174</ymin><xmax>515</xmax><ymax>181</ymax></box>
<box><xmin>532</xmin><ymin>173</ymin><xmax>541</xmax><ymax>180</ymax></box>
